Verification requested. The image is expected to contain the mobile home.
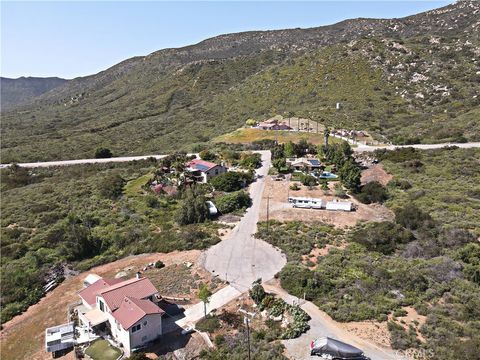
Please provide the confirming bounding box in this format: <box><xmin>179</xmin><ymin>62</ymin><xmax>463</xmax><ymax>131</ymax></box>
<box><xmin>288</xmin><ymin>197</ymin><xmax>325</xmax><ymax>209</ymax></box>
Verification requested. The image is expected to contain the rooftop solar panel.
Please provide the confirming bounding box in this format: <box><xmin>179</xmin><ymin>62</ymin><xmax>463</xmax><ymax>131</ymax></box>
<box><xmin>195</xmin><ymin>164</ymin><xmax>210</xmax><ymax>171</ymax></box>
<box><xmin>308</xmin><ymin>159</ymin><xmax>321</xmax><ymax>165</ymax></box>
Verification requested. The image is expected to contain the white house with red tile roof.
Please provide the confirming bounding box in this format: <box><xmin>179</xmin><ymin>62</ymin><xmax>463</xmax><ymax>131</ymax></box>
<box><xmin>186</xmin><ymin>159</ymin><xmax>227</xmax><ymax>183</ymax></box>
<box><xmin>77</xmin><ymin>274</ymin><xmax>164</xmax><ymax>355</ymax></box>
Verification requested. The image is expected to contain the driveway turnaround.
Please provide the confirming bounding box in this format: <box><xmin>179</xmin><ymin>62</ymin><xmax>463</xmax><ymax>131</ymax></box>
<box><xmin>202</xmin><ymin>150</ymin><xmax>287</xmax><ymax>292</ymax></box>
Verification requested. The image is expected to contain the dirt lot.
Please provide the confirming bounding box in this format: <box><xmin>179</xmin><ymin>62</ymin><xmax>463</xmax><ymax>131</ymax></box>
<box><xmin>259</xmin><ymin>177</ymin><xmax>394</xmax><ymax>227</ymax></box>
<box><xmin>0</xmin><ymin>250</ymin><xmax>216</xmax><ymax>360</ymax></box>
<box><xmin>361</xmin><ymin>164</ymin><xmax>393</xmax><ymax>185</ymax></box>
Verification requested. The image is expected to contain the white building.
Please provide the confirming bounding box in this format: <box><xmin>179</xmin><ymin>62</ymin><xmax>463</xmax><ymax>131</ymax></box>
<box><xmin>77</xmin><ymin>275</ymin><xmax>164</xmax><ymax>356</ymax></box>
<box><xmin>45</xmin><ymin>323</ymin><xmax>75</xmax><ymax>354</ymax></box>
<box><xmin>326</xmin><ymin>200</ymin><xmax>353</xmax><ymax>211</ymax></box>
<box><xmin>186</xmin><ymin>159</ymin><xmax>228</xmax><ymax>183</ymax></box>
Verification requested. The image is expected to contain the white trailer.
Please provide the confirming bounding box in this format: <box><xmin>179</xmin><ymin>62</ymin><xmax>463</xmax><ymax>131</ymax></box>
<box><xmin>288</xmin><ymin>197</ymin><xmax>325</xmax><ymax>209</ymax></box>
<box><xmin>326</xmin><ymin>200</ymin><xmax>353</xmax><ymax>211</ymax></box>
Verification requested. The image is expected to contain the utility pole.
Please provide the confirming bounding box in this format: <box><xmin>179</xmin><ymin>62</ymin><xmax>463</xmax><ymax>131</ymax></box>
<box><xmin>266</xmin><ymin>195</ymin><xmax>270</xmax><ymax>234</ymax></box>
<box><xmin>239</xmin><ymin>309</ymin><xmax>255</xmax><ymax>360</ymax></box>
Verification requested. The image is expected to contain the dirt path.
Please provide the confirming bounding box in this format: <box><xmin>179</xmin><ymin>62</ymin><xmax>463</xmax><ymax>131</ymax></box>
<box><xmin>264</xmin><ymin>281</ymin><xmax>406</xmax><ymax>360</ymax></box>
<box><xmin>0</xmin><ymin>251</ymin><xmax>201</xmax><ymax>360</ymax></box>
<box><xmin>361</xmin><ymin>164</ymin><xmax>393</xmax><ymax>185</ymax></box>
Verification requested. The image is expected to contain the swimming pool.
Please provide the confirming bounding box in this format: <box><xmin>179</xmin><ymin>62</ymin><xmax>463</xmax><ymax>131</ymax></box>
<box><xmin>319</xmin><ymin>172</ymin><xmax>338</xmax><ymax>179</ymax></box>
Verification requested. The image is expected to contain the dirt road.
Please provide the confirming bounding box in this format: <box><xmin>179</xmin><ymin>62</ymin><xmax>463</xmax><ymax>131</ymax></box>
<box><xmin>264</xmin><ymin>283</ymin><xmax>406</xmax><ymax>360</ymax></box>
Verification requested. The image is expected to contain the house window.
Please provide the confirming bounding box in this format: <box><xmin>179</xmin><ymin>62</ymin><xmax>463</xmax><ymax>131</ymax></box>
<box><xmin>131</xmin><ymin>324</ymin><xmax>141</xmax><ymax>333</ymax></box>
<box><xmin>99</xmin><ymin>300</ymin><xmax>105</xmax><ymax>312</ymax></box>
<box><xmin>143</xmin><ymin>321</ymin><xmax>147</xmax><ymax>326</ymax></box>
<box><xmin>215</xmin><ymin>169</ymin><xmax>218</xmax><ymax>175</ymax></box>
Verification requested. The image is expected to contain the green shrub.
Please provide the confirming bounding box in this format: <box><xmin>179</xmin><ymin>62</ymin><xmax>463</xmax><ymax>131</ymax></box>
<box><xmin>394</xmin><ymin>204</ymin><xmax>433</xmax><ymax>230</ymax></box>
<box><xmin>196</xmin><ymin>316</ymin><xmax>220</xmax><ymax>333</ymax></box>
<box><xmin>215</xmin><ymin>191</ymin><xmax>252</xmax><ymax>214</ymax></box>
<box><xmin>209</xmin><ymin>171</ymin><xmax>246</xmax><ymax>192</ymax></box>
<box><xmin>350</xmin><ymin>222</ymin><xmax>414</xmax><ymax>254</ymax></box>
<box><xmin>355</xmin><ymin>181</ymin><xmax>388</xmax><ymax>204</ymax></box>
<box><xmin>214</xmin><ymin>334</ymin><xmax>225</xmax><ymax>346</ymax></box>
<box><xmin>239</xmin><ymin>152</ymin><xmax>262</xmax><ymax>169</ymax></box>
<box><xmin>290</xmin><ymin>183</ymin><xmax>300</xmax><ymax>191</ymax></box>
<box><xmin>199</xmin><ymin>150</ymin><xmax>217</xmax><ymax>161</ymax></box>
<box><xmin>154</xmin><ymin>260</ymin><xmax>165</xmax><ymax>269</ymax></box>
<box><xmin>300</xmin><ymin>174</ymin><xmax>317</xmax><ymax>187</ymax></box>
<box><xmin>94</xmin><ymin>148</ymin><xmax>113</xmax><ymax>159</ymax></box>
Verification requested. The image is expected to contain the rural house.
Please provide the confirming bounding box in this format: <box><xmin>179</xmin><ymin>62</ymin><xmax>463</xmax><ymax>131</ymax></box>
<box><xmin>287</xmin><ymin>157</ymin><xmax>323</xmax><ymax>172</ymax></box>
<box><xmin>257</xmin><ymin>118</ymin><xmax>292</xmax><ymax>131</ymax></box>
<box><xmin>186</xmin><ymin>159</ymin><xmax>228</xmax><ymax>183</ymax></box>
<box><xmin>77</xmin><ymin>274</ymin><xmax>164</xmax><ymax>356</ymax></box>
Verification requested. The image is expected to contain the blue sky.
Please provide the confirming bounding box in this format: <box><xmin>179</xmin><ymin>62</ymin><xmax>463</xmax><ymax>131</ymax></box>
<box><xmin>1</xmin><ymin>1</ymin><xmax>452</xmax><ymax>79</ymax></box>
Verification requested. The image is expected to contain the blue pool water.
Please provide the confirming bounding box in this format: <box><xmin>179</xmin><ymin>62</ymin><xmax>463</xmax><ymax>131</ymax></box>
<box><xmin>319</xmin><ymin>172</ymin><xmax>338</xmax><ymax>179</ymax></box>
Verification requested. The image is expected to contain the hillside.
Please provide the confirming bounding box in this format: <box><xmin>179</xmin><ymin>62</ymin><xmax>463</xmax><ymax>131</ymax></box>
<box><xmin>0</xmin><ymin>77</ymin><xmax>67</xmax><ymax>112</ymax></box>
<box><xmin>1</xmin><ymin>0</ymin><xmax>479</xmax><ymax>163</ymax></box>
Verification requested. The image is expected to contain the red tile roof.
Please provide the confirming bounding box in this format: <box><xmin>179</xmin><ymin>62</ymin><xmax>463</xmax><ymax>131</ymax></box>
<box><xmin>113</xmin><ymin>296</ymin><xmax>164</xmax><ymax>330</ymax></box>
<box><xmin>78</xmin><ymin>278</ymin><xmax>123</xmax><ymax>307</ymax></box>
<box><xmin>187</xmin><ymin>159</ymin><xmax>219</xmax><ymax>171</ymax></box>
<box><xmin>99</xmin><ymin>277</ymin><xmax>158</xmax><ymax>312</ymax></box>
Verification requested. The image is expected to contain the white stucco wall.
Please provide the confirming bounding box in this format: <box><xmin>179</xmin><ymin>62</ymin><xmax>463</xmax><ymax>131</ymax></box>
<box><xmin>129</xmin><ymin>313</ymin><xmax>162</xmax><ymax>350</ymax></box>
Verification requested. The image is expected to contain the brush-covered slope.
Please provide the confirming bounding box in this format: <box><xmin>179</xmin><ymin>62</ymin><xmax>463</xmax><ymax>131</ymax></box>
<box><xmin>1</xmin><ymin>0</ymin><xmax>479</xmax><ymax>162</ymax></box>
<box><xmin>0</xmin><ymin>77</ymin><xmax>67</xmax><ymax>112</ymax></box>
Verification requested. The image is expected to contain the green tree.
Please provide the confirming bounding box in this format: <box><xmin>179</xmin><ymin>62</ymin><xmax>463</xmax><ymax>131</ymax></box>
<box><xmin>216</xmin><ymin>191</ymin><xmax>252</xmax><ymax>214</ymax></box>
<box><xmin>199</xmin><ymin>150</ymin><xmax>217</xmax><ymax>161</ymax></box>
<box><xmin>198</xmin><ymin>283</ymin><xmax>212</xmax><ymax>318</ymax></box>
<box><xmin>284</xmin><ymin>141</ymin><xmax>295</xmax><ymax>157</ymax></box>
<box><xmin>209</xmin><ymin>172</ymin><xmax>245</xmax><ymax>192</ymax></box>
<box><xmin>94</xmin><ymin>147</ymin><xmax>112</xmax><ymax>158</ymax></box>
<box><xmin>249</xmin><ymin>279</ymin><xmax>266</xmax><ymax>305</ymax></box>
<box><xmin>239</xmin><ymin>153</ymin><xmax>262</xmax><ymax>169</ymax></box>
<box><xmin>176</xmin><ymin>188</ymin><xmax>209</xmax><ymax>225</ymax></box>
<box><xmin>272</xmin><ymin>158</ymin><xmax>287</xmax><ymax>172</ymax></box>
<box><xmin>324</xmin><ymin>128</ymin><xmax>330</xmax><ymax>147</ymax></box>
<box><xmin>245</xmin><ymin>118</ymin><xmax>257</xmax><ymax>126</ymax></box>
<box><xmin>338</xmin><ymin>160</ymin><xmax>361</xmax><ymax>191</ymax></box>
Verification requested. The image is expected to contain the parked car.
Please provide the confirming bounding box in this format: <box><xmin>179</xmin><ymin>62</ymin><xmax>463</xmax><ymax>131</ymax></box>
<box><xmin>181</xmin><ymin>326</ymin><xmax>195</xmax><ymax>335</ymax></box>
<box><xmin>310</xmin><ymin>337</ymin><xmax>370</xmax><ymax>360</ymax></box>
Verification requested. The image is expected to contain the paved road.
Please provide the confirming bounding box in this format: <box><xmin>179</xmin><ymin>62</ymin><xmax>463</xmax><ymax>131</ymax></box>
<box><xmin>202</xmin><ymin>150</ymin><xmax>287</xmax><ymax>292</ymax></box>
<box><xmin>0</xmin><ymin>154</ymin><xmax>170</xmax><ymax>169</ymax></box>
<box><xmin>353</xmin><ymin>141</ymin><xmax>480</xmax><ymax>152</ymax></box>
<box><xmin>2</xmin><ymin>142</ymin><xmax>479</xmax><ymax>169</ymax></box>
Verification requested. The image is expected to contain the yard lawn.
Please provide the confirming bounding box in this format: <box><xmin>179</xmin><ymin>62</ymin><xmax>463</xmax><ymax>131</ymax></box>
<box><xmin>85</xmin><ymin>339</ymin><xmax>121</xmax><ymax>360</ymax></box>
<box><xmin>124</xmin><ymin>174</ymin><xmax>152</xmax><ymax>197</ymax></box>
<box><xmin>215</xmin><ymin>128</ymin><xmax>342</xmax><ymax>145</ymax></box>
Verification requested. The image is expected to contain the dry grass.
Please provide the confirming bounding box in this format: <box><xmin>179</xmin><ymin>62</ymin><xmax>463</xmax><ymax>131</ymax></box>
<box><xmin>215</xmin><ymin>128</ymin><xmax>340</xmax><ymax>145</ymax></box>
<box><xmin>259</xmin><ymin>176</ymin><xmax>394</xmax><ymax>227</ymax></box>
<box><xmin>0</xmin><ymin>251</ymin><xmax>202</xmax><ymax>360</ymax></box>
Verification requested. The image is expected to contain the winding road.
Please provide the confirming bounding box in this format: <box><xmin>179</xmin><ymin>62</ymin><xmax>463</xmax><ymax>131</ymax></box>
<box><xmin>1</xmin><ymin>142</ymin><xmax>479</xmax><ymax>169</ymax></box>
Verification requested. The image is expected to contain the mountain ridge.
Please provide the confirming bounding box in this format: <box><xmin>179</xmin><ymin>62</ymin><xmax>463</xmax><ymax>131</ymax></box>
<box><xmin>1</xmin><ymin>0</ymin><xmax>479</xmax><ymax>162</ymax></box>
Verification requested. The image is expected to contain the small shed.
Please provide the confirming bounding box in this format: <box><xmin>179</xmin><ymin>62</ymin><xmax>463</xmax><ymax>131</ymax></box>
<box><xmin>83</xmin><ymin>274</ymin><xmax>101</xmax><ymax>288</ymax></box>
